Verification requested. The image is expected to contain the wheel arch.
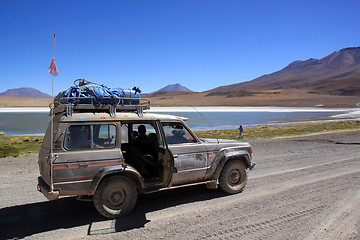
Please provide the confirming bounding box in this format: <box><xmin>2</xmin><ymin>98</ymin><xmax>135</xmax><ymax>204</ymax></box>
<box><xmin>89</xmin><ymin>164</ymin><xmax>145</xmax><ymax>195</ymax></box>
<box><xmin>213</xmin><ymin>150</ymin><xmax>251</xmax><ymax>180</ymax></box>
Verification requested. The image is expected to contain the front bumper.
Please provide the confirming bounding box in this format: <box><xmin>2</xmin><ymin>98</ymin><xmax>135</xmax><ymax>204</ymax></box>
<box><xmin>249</xmin><ymin>162</ymin><xmax>256</xmax><ymax>170</ymax></box>
<box><xmin>37</xmin><ymin>177</ymin><xmax>59</xmax><ymax>201</ymax></box>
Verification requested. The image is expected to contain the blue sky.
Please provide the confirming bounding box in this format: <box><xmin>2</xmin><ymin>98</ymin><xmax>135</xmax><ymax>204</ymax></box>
<box><xmin>1</xmin><ymin>0</ymin><xmax>359</xmax><ymax>95</ymax></box>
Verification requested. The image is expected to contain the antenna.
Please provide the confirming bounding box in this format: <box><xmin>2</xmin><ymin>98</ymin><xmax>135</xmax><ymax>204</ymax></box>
<box><xmin>171</xmin><ymin>99</ymin><xmax>220</xmax><ymax>143</ymax></box>
<box><xmin>48</xmin><ymin>33</ymin><xmax>59</xmax><ymax>193</ymax></box>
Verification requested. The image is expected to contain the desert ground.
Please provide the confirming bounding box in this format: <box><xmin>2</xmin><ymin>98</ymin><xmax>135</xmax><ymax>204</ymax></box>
<box><xmin>0</xmin><ymin>130</ymin><xmax>359</xmax><ymax>239</ymax></box>
<box><xmin>1</xmin><ymin>89</ymin><xmax>360</xmax><ymax>108</ymax></box>
<box><xmin>147</xmin><ymin>89</ymin><xmax>360</xmax><ymax>108</ymax></box>
<box><xmin>0</xmin><ymin>96</ymin><xmax>52</xmax><ymax>108</ymax></box>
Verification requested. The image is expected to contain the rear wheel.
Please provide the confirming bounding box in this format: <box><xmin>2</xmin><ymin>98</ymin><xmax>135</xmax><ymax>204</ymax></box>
<box><xmin>219</xmin><ymin>160</ymin><xmax>247</xmax><ymax>194</ymax></box>
<box><xmin>93</xmin><ymin>175</ymin><xmax>137</xmax><ymax>219</ymax></box>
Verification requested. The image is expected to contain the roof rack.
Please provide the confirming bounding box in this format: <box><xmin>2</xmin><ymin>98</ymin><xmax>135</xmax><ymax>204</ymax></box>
<box><xmin>52</xmin><ymin>96</ymin><xmax>150</xmax><ymax>117</ymax></box>
<box><xmin>51</xmin><ymin>79</ymin><xmax>150</xmax><ymax>117</ymax></box>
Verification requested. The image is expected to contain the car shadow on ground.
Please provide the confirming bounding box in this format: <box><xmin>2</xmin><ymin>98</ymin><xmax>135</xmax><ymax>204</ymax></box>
<box><xmin>0</xmin><ymin>185</ymin><xmax>228</xmax><ymax>239</ymax></box>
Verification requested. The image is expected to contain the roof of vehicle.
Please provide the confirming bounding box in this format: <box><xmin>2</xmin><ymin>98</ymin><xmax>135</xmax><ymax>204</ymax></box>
<box><xmin>57</xmin><ymin>111</ymin><xmax>188</xmax><ymax>123</ymax></box>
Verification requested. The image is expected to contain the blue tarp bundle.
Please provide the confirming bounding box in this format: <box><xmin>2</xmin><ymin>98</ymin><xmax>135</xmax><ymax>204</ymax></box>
<box><xmin>54</xmin><ymin>83</ymin><xmax>140</xmax><ymax>106</ymax></box>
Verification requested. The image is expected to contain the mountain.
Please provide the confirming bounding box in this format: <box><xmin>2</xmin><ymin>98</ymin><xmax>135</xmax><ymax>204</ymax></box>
<box><xmin>208</xmin><ymin>47</ymin><xmax>360</xmax><ymax>96</ymax></box>
<box><xmin>0</xmin><ymin>87</ymin><xmax>52</xmax><ymax>98</ymax></box>
<box><xmin>155</xmin><ymin>83</ymin><xmax>193</xmax><ymax>93</ymax></box>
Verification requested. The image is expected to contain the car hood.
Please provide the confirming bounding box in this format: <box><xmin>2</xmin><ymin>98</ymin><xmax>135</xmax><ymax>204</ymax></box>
<box><xmin>200</xmin><ymin>138</ymin><xmax>252</xmax><ymax>159</ymax></box>
<box><xmin>201</xmin><ymin>138</ymin><xmax>240</xmax><ymax>144</ymax></box>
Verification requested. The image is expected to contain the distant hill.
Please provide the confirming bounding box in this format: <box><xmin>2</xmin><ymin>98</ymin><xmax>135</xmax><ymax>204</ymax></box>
<box><xmin>0</xmin><ymin>87</ymin><xmax>52</xmax><ymax>98</ymax></box>
<box><xmin>208</xmin><ymin>47</ymin><xmax>360</xmax><ymax>96</ymax></box>
<box><xmin>154</xmin><ymin>83</ymin><xmax>193</xmax><ymax>93</ymax></box>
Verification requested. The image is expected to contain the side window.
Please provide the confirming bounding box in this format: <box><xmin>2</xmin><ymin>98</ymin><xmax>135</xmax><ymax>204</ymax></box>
<box><xmin>93</xmin><ymin>124</ymin><xmax>116</xmax><ymax>148</ymax></box>
<box><xmin>121</xmin><ymin>122</ymin><xmax>163</xmax><ymax>148</ymax></box>
<box><xmin>161</xmin><ymin>122</ymin><xmax>197</xmax><ymax>145</ymax></box>
<box><xmin>132</xmin><ymin>123</ymin><xmax>156</xmax><ymax>142</ymax></box>
<box><xmin>64</xmin><ymin>124</ymin><xmax>116</xmax><ymax>150</ymax></box>
<box><xmin>65</xmin><ymin>125</ymin><xmax>91</xmax><ymax>150</ymax></box>
<box><xmin>121</xmin><ymin>123</ymin><xmax>129</xmax><ymax>144</ymax></box>
<box><xmin>53</xmin><ymin>128</ymin><xmax>64</xmax><ymax>150</ymax></box>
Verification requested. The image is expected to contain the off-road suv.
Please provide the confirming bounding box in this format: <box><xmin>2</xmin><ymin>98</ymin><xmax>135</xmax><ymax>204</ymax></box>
<box><xmin>37</xmin><ymin>85</ymin><xmax>255</xmax><ymax>219</ymax></box>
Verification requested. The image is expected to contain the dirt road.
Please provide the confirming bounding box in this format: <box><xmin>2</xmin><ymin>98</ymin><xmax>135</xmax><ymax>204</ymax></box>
<box><xmin>1</xmin><ymin>131</ymin><xmax>359</xmax><ymax>239</ymax></box>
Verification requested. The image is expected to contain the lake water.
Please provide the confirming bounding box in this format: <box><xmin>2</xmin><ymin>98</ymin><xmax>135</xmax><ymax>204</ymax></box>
<box><xmin>0</xmin><ymin>107</ymin><xmax>358</xmax><ymax>135</ymax></box>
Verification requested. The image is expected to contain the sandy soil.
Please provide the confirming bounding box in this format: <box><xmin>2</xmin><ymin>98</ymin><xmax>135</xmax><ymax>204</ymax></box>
<box><xmin>148</xmin><ymin>89</ymin><xmax>360</xmax><ymax>108</ymax></box>
<box><xmin>0</xmin><ymin>131</ymin><xmax>359</xmax><ymax>239</ymax></box>
<box><xmin>0</xmin><ymin>96</ymin><xmax>51</xmax><ymax>107</ymax></box>
<box><xmin>1</xmin><ymin>89</ymin><xmax>359</xmax><ymax>108</ymax></box>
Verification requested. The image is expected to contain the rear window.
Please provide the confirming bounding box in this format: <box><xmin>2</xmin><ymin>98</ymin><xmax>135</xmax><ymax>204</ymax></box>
<box><xmin>64</xmin><ymin>124</ymin><xmax>116</xmax><ymax>150</ymax></box>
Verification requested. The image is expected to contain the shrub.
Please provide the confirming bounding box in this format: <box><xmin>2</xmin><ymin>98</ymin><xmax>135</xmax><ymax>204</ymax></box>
<box><xmin>23</xmin><ymin>137</ymin><xmax>31</xmax><ymax>142</ymax></box>
<box><xmin>0</xmin><ymin>145</ymin><xmax>20</xmax><ymax>157</ymax></box>
<box><xmin>9</xmin><ymin>138</ymin><xmax>21</xmax><ymax>145</ymax></box>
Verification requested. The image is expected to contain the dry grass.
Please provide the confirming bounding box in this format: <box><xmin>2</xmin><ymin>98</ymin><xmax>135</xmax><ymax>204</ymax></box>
<box><xmin>0</xmin><ymin>96</ymin><xmax>51</xmax><ymax>107</ymax></box>
<box><xmin>195</xmin><ymin>120</ymin><xmax>360</xmax><ymax>140</ymax></box>
<box><xmin>0</xmin><ymin>135</ymin><xmax>43</xmax><ymax>157</ymax></box>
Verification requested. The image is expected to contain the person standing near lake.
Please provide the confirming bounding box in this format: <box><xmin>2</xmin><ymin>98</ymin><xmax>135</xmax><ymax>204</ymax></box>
<box><xmin>239</xmin><ymin>125</ymin><xmax>243</xmax><ymax>138</ymax></box>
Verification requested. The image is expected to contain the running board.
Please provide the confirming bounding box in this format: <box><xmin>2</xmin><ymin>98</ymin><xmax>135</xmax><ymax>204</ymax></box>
<box><xmin>143</xmin><ymin>180</ymin><xmax>218</xmax><ymax>194</ymax></box>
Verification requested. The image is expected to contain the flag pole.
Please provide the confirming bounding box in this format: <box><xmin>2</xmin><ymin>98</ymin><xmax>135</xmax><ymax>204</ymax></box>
<box><xmin>50</xmin><ymin>33</ymin><xmax>56</xmax><ymax>192</ymax></box>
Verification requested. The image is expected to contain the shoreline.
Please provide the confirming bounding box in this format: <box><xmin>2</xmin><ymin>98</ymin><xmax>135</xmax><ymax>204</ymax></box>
<box><xmin>0</xmin><ymin>107</ymin><xmax>50</xmax><ymax>113</ymax></box>
<box><xmin>0</xmin><ymin>106</ymin><xmax>358</xmax><ymax>113</ymax></box>
<box><xmin>0</xmin><ymin>107</ymin><xmax>359</xmax><ymax>136</ymax></box>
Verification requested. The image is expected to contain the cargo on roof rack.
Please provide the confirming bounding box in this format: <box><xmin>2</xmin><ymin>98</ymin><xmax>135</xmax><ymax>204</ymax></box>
<box><xmin>52</xmin><ymin>79</ymin><xmax>150</xmax><ymax>117</ymax></box>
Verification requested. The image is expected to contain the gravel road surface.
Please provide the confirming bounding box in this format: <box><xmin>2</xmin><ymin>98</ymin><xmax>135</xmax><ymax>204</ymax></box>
<box><xmin>1</xmin><ymin>131</ymin><xmax>359</xmax><ymax>239</ymax></box>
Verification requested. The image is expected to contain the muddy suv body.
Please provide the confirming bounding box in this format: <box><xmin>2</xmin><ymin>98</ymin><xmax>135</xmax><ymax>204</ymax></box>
<box><xmin>38</xmin><ymin>109</ymin><xmax>255</xmax><ymax>218</ymax></box>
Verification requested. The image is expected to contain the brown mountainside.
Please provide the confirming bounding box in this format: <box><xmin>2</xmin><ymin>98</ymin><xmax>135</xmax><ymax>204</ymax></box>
<box><xmin>154</xmin><ymin>83</ymin><xmax>192</xmax><ymax>93</ymax></box>
<box><xmin>209</xmin><ymin>47</ymin><xmax>360</xmax><ymax>96</ymax></box>
<box><xmin>0</xmin><ymin>87</ymin><xmax>52</xmax><ymax>98</ymax></box>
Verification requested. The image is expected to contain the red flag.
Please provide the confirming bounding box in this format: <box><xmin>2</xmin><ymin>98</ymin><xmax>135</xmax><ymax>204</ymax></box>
<box><xmin>48</xmin><ymin>57</ymin><xmax>59</xmax><ymax>76</ymax></box>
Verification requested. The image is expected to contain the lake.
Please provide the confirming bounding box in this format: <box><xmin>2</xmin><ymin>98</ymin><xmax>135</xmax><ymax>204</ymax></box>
<box><xmin>0</xmin><ymin>107</ymin><xmax>358</xmax><ymax>135</ymax></box>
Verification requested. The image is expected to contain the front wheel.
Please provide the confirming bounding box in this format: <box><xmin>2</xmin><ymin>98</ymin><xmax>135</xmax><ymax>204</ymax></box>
<box><xmin>219</xmin><ymin>160</ymin><xmax>247</xmax><ymax>194</ymax></box>
<box><xmin>93</xmin><ymin>175</ymin><xmax>137</xmax><ymax>219</ymax></box>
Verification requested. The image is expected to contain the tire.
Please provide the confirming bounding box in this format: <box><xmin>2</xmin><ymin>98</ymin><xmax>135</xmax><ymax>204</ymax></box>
<box><xmin>93</xmin><ymin>175</ymin><xmax>137</xmax><ymax>219</ymax></box>
<box><xmin>219</xmin><ymin>160</ymin><xmax>247</xmax><ymax>194</ymax></box>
